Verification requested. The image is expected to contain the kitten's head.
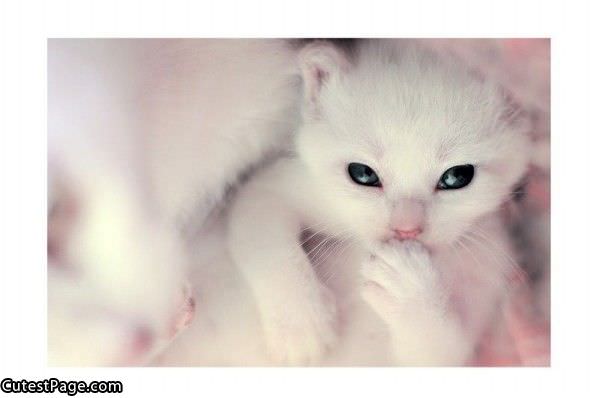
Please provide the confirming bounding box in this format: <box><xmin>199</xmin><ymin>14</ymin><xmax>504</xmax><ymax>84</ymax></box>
<box><xmin>296</xmin><ymin>40</ymin><xmax>531</xmax><ymax>250</ymax></box>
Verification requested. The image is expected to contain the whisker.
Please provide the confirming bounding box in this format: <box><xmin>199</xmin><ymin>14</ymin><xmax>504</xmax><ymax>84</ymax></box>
<box><xmin>312</xmin><ymin>235</ymin><xmax>353</xmax><ymax>270</ymax></box>
<box><xmin>321</xmin><ymin>240</ymin><xmax>358</xmax><ymax>286</ymax></box>
<box><xmin>463</xmin><ymin>228</ymin><xmax>527</xmax><ymax>287</ymax></box>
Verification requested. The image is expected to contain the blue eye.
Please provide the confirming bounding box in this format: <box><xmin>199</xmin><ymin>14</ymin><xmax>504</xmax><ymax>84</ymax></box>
<box><xmin>348</xmin><ymin>163</ymin><xmax>382</xmax><ymax>187</ymax></box>
<box><xmin>437</xmin><ymin>164</ymin><xmax>475</xmax><ymax>190</ymax></box>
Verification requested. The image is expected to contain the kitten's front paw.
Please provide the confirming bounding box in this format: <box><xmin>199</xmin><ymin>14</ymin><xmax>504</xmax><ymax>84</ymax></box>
<box><xmin>361</xmin><ymin>241</ymin><xmax>439</xmax><ymax>315</ymax></box>
<box><xmin>166</xmin><ymin>282</ymin><xmax>196</xmax><ymax>339</ymax></box>
<box><xmin>261</xmin><ymin>284</ymin><xmax>338</xmax><ymax>365</ymax></box>
<box><xmin>373</xmin><ymin>240</ymin><xmax>431</xmax><ymax>269</ymax></box>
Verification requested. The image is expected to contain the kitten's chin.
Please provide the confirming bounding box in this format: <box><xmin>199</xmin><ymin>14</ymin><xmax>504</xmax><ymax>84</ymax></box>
<box><xmin>374</xmin><ymin>234</ymin><xmax>433</xmax><ymax>252</ymax></box>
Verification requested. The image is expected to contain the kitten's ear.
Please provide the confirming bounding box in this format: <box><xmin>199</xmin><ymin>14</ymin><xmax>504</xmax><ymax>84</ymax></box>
<box><xmin>299</xmin><ymin>41</ymin><xmax>351</xmax><ymax>109</ymax></box>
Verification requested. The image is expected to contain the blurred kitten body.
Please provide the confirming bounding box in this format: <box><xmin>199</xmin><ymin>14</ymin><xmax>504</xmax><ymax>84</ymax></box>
<box><xmin>48</xmin><ymin>39</ymin><xmax>300</xmax><ymax>365</ymax></box>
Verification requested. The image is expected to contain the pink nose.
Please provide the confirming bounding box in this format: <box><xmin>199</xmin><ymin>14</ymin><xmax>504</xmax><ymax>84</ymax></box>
<box><xmin>393</xmin><ymin>228</ymin><xmax>422</xmax><ymax>240</ymax></box>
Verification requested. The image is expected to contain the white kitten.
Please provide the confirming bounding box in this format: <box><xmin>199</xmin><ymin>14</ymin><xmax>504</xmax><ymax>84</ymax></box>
<box><xmin>227</xmin><ymin>40</ymin><xmax>531</xmax><ymax>365</ymax></box>
<box><xmin>48</xmin><ymin>39</ymin><xmax>300</xmax><ymax>365</ymax></box>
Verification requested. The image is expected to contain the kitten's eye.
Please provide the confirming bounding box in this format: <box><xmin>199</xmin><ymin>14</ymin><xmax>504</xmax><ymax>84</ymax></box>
<box><xmin>437</xmin><ymin>164</ymin><xmax>475</xmax><ymax>190</ymax></box>
<box><xmin>348</xmin><ymin>163</ymin><xmax>382</xmax><ymax>187</ymax></box>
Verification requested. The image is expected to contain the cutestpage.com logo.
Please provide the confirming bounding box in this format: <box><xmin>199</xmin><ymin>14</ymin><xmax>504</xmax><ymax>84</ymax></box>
<box><xmin>1</xmin><ymin>377</ymin><xmax>123</xmax><ymax>396</ymax></box>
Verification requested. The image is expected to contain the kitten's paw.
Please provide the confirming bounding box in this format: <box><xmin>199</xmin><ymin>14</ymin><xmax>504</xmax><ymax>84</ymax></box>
<box><xmin>361</xmin><ymin>241</ymin><xmax>439</xmax><ymax>314</ymax></box>
<box><xmin>166</xmin><ymin>282</ymin><xmax>196</xmax><ymax>339</ymax></box>
<box><xmin>261</xmin><ymin>285</ymin><xmax>338</xmax><ymax>365</ymax></box>
<box><xmin>372</xmin><ymin>240</ymin><xmax>431</xmax><ymax>269</ymax></box>
<box><xmin>117</xmin><ymin>282</ymin><xmax>197</xmax><ymax>365</ymax></box>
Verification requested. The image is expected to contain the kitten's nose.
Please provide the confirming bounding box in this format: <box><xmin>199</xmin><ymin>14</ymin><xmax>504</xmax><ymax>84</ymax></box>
<box><xmin>390</xmin><ymin>198</ymin><xmax>425</xmax><ymax>240</ymax></box>
<box><xmin>393</xmin><ymin>228</ymin><xmax>422</xmax><ymax>240</ymax></box>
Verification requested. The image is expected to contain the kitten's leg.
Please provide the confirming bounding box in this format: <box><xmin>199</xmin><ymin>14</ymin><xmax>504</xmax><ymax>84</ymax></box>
<box><xmin>360</xmin><ymin>242</ymin><xmax>472</xmax><ymax>366</ymax></box>
<box><xmin>228</xmin><ymin>185</ymin><xmax>338</xmax><ymax>365</ymax></box>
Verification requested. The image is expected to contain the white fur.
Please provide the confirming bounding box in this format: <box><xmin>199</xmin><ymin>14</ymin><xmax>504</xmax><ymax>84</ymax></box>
<box><xmin>49</xmin><ymin>39</ymin><xmax>536</xmax><ymax>366</ymax></box>
<box><xmin>48</xmin><ymin>39</ymin><xmax>300</xmax><ymax>365</ymax></box>
<box><xmin>221</xmin><ymin>40</ymin><xmax>532</xmax><ymax>365</ymax></box>
<box><xmin>140</xmin><ymin>40</ymin><xmax>301</xmax><ymax>229</ymax></box>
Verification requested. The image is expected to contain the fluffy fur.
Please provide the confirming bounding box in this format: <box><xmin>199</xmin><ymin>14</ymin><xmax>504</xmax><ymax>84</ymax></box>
<box><xmin>47</xmin><ymin>39</ymin><xmax>300</xmax><ymax>365</ymax></box>
<box><xmin>48</xmin><ymin>39</ymin><xmax>547</xmax><ymax>366</ymax></box>
<box><xmin>222</xmin><ymin>40</ymin><xmax>533</xmax><ymax>365</ymax></box>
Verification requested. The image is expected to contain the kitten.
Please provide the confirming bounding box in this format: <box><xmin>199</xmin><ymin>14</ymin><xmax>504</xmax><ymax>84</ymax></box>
<box><xmin>227</xmin><ymin>39</ymin><xmax>533</xmax><ymax>365</ymax></box>
<box><xmin>47</xmin><ymin>39</ymin><xmax>300</xmax><ymax>365</ymax></box>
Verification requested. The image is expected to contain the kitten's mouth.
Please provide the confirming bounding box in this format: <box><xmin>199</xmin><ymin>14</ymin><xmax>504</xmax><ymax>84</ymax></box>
<box><xmin>379</xmin><ymin>231</ymin><xmax>437</xmax><ymax>253</ymax></box>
